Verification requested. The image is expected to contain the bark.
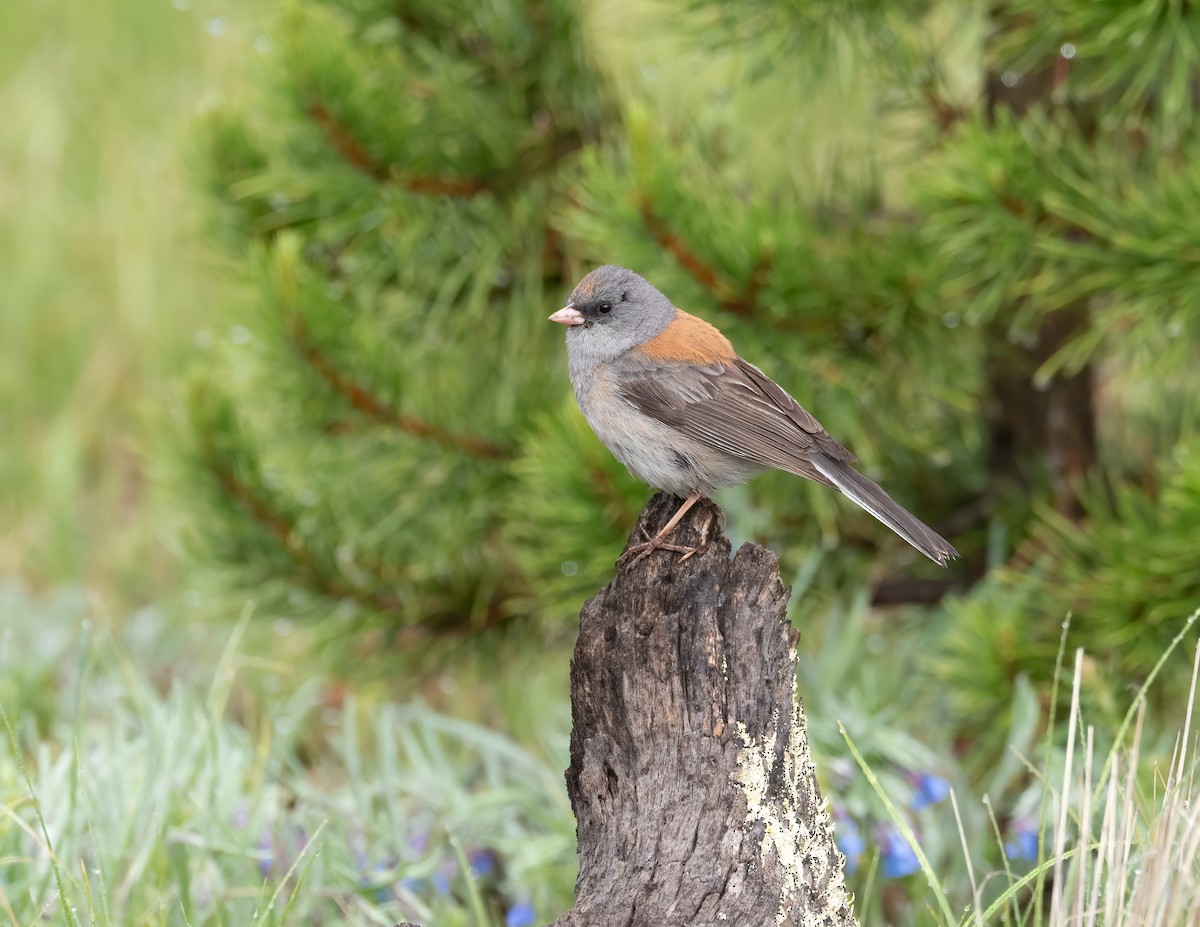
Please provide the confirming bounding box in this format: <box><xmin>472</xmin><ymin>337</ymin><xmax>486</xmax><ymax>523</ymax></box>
<box><xmin>550</xmin><ymin>493</ymin><xmax>857</xmax><ymax>927</ymax></box>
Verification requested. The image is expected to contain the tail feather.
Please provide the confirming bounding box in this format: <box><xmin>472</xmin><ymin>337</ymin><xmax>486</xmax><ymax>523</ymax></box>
<box><xmin>811</xmin><ymin>454</ymin><xmax>958</xmax><ymax>566</ymax></box>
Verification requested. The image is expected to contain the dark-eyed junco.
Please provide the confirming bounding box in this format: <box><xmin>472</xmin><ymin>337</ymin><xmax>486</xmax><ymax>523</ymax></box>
<box><xmin>549</xmin><ymin>264</ymin><xmax>958</xmax><ymax>566</ymax></box>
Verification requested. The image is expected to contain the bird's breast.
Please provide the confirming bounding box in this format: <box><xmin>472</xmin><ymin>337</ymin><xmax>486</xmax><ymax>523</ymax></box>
<box><xmin>569</xmin><ymin>361</ymin><xmax>760</xmax><ymax>496</ymax></box>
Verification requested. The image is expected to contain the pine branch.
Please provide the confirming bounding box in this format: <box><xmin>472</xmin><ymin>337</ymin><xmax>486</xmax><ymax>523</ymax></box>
<box><xmin>515</xmin><ymin>126</ymin><xmax>591</xmax><ymax>186</ymax></box>
<box><xmin>586</xmin><ymin>462</ymin><xmax>640</xmax><ymax>527</ymax></box>
<box><xmin>206</xmin><ymin>444</ymin><xmax>406</xmax><ymax>617</ymax></box>
<box><xmin>635</xmin><ymin>192</ymin><xmax>770</xmax><ymax>317</ymax></box>
<box><xmin>305</xmin><ymin>99</ymin><xmax>487</xmax><ymax>197</ymax></box>
<box><xmin>305</xmin><ymin>99</ymin><xmax>388</xmax><ymax>181</ymax></box>
<box><xmin>402</xmin><ymin>172</ymin><xmax>489</xmax><ymax>197</ymax></box>
<box><xmin>920</xmin><ymin>82</ymin><xmax>967</xmax><ymax>134</ymax></box>
<box><xmin>740</xmin><ymin>248</ymin><xmax>773</xmax><ymax>314</ymax></box>
<box><xmin>288</xmin><ymin>316</ymin><xmax>512</xmax><ymax>460</ymax></box>
<box><xmin>981</xmin><ymin>60</ymin><xmax>1097</xmax><ymax>519</ymax></box>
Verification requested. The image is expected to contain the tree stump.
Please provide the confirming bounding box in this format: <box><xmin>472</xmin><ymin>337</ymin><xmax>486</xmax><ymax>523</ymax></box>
<box><xmin>550</xmin><ymin>493</ymin><xmax>857</xmax><ymax>927</ymax></box>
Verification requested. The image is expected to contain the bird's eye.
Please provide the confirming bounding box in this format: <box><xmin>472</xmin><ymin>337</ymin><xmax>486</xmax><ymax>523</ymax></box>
<box><xmin>598</xmin><ymin>303</ymin><xmax>612</xmax><ymax>313</ymax></box>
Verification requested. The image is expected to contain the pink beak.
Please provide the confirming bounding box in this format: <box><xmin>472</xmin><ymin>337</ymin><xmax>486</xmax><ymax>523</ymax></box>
<box><xmin>548</xmin><ymin>304</ymin><xmax>584</xmax><ymax>326</ymax></box>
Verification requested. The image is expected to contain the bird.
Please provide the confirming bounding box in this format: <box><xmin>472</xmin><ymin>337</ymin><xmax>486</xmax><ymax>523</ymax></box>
<box><xmin>548</xmin><ymin>264</ymin><xmax>958</xmax><ymax>566</ymax></box>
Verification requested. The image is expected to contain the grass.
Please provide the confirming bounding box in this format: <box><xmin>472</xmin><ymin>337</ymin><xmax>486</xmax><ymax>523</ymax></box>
<box><xmin>0</xmin><ymin>586</ymin><xmax>576</xmax><ymax>926</ymax></box>
<box><xmin>4</xmin><ymin>1</ymin><xmax>1200</xmax><ymax>924</ymax></box>
<box><xmin>6</xmin><ymin>579</ymin><xmax>1199</xmax><ymax>925</ymax></box>
<box><xmin>844</xmin><ymin>607</ymin><xmax>1200</xmax><ymax>927</ymax></box>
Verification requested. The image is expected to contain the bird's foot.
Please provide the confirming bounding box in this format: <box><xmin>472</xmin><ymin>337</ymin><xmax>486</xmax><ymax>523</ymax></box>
<box><xmin>618</xmin><ymin>526</ymin><xmax>703</xmax><ymax>568</ymax></box>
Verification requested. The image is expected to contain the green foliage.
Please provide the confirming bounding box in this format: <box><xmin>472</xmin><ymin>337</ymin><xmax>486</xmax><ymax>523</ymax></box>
<box><xmin>0</xmin><ymin>0</ymin><xmax>241</xmax><ymax>601</ymax></box>
<box><xmin>504</xmin><ymin>404</ymin><xmax>645</xmax><ymax>621</ymax></box>
<box><xmin>1034</xmin><ymin>455</ymin><xmax>1200</xmax><ymax>669</ymax></box>
<box><xmin>180</xmin><ymin>0</ymin><xmax>1200</xmax><ymax>771</ymax></box>
<box><xmin>179</xmin><ymin>0</ymin><xmax>625</xmax><ymax>640</ymax></box>
<box><xmin>679</xmin><ymin>0</ymin><xmax>939</xmax><ymax>81</ymax></box>
<box><xmin>919</xmin><ymin>112</ymin><xmax>1077</xmax><ymax>333</ymax></box>
<box><xmin>6</xmin><ymin>0</ymin><xmax>1200</xmax><ymax>920</ymax></box>
<box><xmin>0</xmin><ymin>591</ymin><xmax>574</xmax><ymax>927</ymax></box>
<box><xmin>849</xmin><ymin>621</ymin><xmax>1200</xmax><ymax>927</ymax></box>
<box><xmin>184</xmin><ymin>0</ymin><xmax>989</xmax><ymax>644</ymax></box>
<box><xmin>6</xmin><ymin>584</ymin><xmax>1198</xmax><ymax>926</ymax></box>
<box><xmin>164</xmin><ymin>0</ymin><xmax>1200</xmax><ymax>917</ymax></box>
<box><xmin>920</xmin><ymin>109</ymin><xmax>1200</xmax><ymax>374</ymax></box>
<box><xmin>994</xmin><ymin>0</ymin><xmax>1200</xmax><ymax>147</ymax></box>
<box><xmin>931</xmin><ymin>450</ymin><xmax>1200</xmax><ymax>744</ymax></box>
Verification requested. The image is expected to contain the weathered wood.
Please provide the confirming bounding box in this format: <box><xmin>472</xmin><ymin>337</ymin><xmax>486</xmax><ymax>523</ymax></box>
<box><xmin>551</xmin><ymin>493</ymin><xmax>856</xmax><ymax>927</ymax></box>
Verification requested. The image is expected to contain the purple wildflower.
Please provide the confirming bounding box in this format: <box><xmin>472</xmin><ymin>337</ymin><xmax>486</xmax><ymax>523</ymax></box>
<box><xmin>1005</xmin><ymin>821</ymin><xmax>1039</xmax><ymax>862</ymax></box>
<box><xmin>878</xmin><ymin>823</ymin><xmax>920</xmax><ymax>879</ymax></box>
<box><xmin>468</xmin><ymin>847</ymin><xmax>499</xmax><ymax>879</ymax></box>
<box><xmin>257</xmin><ymin>829</ymin><xmax>274</xmax><ymax>879</ymax></box>
<box><xmin>909</xmin><ymin>772</ymin><xmax>951</xmax><ymax>810</ymax></box>
<box><xmin>506</xmin><ymin>900</ymin><xmax>536</xmax><ymax>927</ymax></box>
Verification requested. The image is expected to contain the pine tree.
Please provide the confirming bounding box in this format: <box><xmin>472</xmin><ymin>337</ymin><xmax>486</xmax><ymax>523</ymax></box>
<box><xmin>185</xmin><ymin>0</ymin><xmax>1200</xmax><ymax>738</ymax></box>
<box><xmin>184</xmin><ymin>0</ymin><xmax>626</xmax><ymax>654</ymax></box>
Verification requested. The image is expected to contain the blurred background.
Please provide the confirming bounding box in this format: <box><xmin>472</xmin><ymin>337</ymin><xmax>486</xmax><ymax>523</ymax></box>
<box><xmin>3</xmin><ymin>0</ymin><xmax>1199</xmax><ymax>924</ymax></box>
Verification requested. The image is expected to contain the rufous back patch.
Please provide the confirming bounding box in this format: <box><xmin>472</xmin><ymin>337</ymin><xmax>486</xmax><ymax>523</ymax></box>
<box><xmin>639</xmin><ymin>309</ymin><xmax>736</xmax><ymax>364</ymax></box>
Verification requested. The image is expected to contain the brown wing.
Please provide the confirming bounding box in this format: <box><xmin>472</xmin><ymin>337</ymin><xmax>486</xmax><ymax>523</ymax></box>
<box><xmin>618</xmin><ymin>356</ymin><xmax>856</xmax><ymax>473</ymax></box>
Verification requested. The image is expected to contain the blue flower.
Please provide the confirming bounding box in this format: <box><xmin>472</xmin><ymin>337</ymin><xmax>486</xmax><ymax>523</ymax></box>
<box><xmin>506</xmin><ymin>900</ymin><xmax>536</xmax><ymax>927</ymax></box>
<box><xmin>468</xmin><ymin>847</ymin><xmax>498</xmax><ymax>879</ymax></box>
<box><xmin>878</xmin><ymin>824</ymin><xmax>921</xmax><ymax>879</ymax></box>
<box><xmin>1004</xmin><ymin>823</ymin><xmax>1039</xmax><ymax>862</ymax></box>
<box><xmin>257</xmin><ymin>830</ymin><xmax>274</xmax><ymax>879</ymax></box>
<box><xmin>835</xmin><ymin>817</ymin><xmax>865</xmax><ymax>874</ymax></box>
<box><xmin>910</xmin><ymin>772</ymin><xmax>951</xmax><ymax>810</ymax></box>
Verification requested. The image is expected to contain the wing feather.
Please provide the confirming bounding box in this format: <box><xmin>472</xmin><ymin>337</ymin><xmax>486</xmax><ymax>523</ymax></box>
<box><xmin>615</xmin><ymin>351</ymin><xmax>959</xmax><ymax>565</ymax></box>
<box><xmin>617</xmin><ymin>356</ymin><xmax>855</xmax><ymax>471</ymax></box>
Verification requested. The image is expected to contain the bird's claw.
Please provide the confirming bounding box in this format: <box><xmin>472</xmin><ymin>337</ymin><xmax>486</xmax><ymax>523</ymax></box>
<box><xmin>618</xmin><ymin>532</ymin><xmax>702</xmax><ymax>568</ymax></box>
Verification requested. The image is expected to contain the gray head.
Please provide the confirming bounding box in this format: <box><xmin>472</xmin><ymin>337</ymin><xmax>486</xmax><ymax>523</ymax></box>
<box><xmin>548</xmin><ymin>265</ymin><xmax>677</xmax><ymax>361</ymax></box>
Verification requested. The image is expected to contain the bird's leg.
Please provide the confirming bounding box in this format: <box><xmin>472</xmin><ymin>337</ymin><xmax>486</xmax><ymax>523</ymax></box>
<box><xmin>619</xmin><ymin>493</ymin><xmax>705</xmax><ymax>567</ymax></box>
